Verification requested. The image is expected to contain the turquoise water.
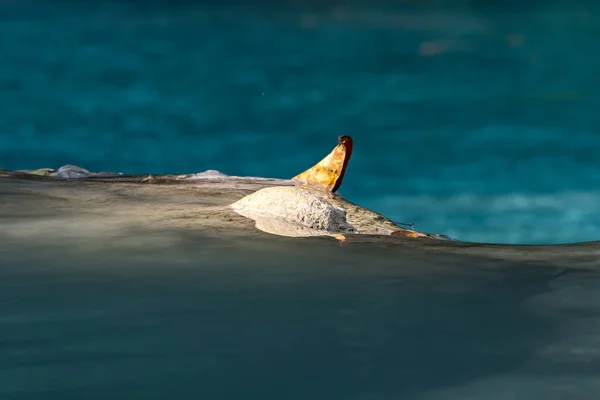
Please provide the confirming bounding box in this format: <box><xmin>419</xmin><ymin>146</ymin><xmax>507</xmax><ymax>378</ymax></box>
<box><xmin>2</xmin><ymin>1</ymin><xmax>599</xmax><ymax>244</ymax></box>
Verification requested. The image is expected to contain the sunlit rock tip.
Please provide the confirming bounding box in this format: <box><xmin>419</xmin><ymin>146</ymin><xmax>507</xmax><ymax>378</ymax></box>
<box><xmin>293</xmin><ymin>135</ymin><xmax>353</xmax><ymax>193</ymax></box>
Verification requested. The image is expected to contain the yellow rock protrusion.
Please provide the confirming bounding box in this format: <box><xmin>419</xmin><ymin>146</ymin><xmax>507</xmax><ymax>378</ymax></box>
<box><xmin>293</xmin><ymin>135</ymin><xmax>353</xmax><ymax>193</ymax></box>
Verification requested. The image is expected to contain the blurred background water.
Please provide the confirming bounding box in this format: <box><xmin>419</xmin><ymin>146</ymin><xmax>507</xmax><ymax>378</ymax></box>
<box><xmin>1</xmin><ymin>0</ymin><xmax>599</xmax><ymax>244</ymax></box>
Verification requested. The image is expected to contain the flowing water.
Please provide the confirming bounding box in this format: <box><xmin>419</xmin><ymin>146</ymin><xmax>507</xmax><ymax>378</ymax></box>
<box><xmin>3</xmin><ymin>239</ymin><xmax>600</xmax><ymax>400</ymax></box>
<box><xmin>2</xmin><ymin>1</ymin><xmax>600</xmax><ymax>398</ymax></box>
<box><xmin>3</xmin><ymin>218</ymin><xmax>600</xmax><ymax>399</ymax></box>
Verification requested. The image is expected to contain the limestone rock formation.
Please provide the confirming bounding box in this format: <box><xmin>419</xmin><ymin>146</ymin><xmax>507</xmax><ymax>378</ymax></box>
<box><xmin>231</xmin><ymin>186</ymin><xmax>357</xmax><ymax>237</ymax></box>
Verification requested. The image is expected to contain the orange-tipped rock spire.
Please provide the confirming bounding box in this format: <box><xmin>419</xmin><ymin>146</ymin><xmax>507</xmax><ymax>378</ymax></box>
<box><xmin>293</xmin><ymin>135</ymin><xmax>353</xmax><ymax>193</ymax></box>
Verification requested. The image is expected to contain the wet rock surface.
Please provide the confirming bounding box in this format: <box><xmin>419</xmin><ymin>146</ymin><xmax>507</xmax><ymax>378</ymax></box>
<box><xmin>56</xmin><ymin>164</ymin><xmax>91</xmax><ymax>178</ymax></box>
<box><xmin>0</xmin><ymin>165</ymin><xmax>439</xmax><ymax>239</ymax></box>
<box><xmin>12</xmin><ymin>164</ymin><xmax>123</xmax><ymax>179</ymax></box>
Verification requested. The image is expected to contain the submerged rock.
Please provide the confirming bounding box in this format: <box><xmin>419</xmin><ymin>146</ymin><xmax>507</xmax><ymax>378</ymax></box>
<box><xmin>56</xmin><ymin>165</ymin><xmax>122</xmax><ymax>179</ymax></box>
<box><xmin>56</xmin><ymin>164</ymin><xmax>91</xmax><ymax>178</ymax></box>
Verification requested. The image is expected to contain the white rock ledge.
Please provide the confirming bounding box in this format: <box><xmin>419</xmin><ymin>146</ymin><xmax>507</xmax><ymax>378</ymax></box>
<box><xmin>230</xmin><ymin>186</ymin><xmax>357</xmax><ymax>237</ymax></box>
